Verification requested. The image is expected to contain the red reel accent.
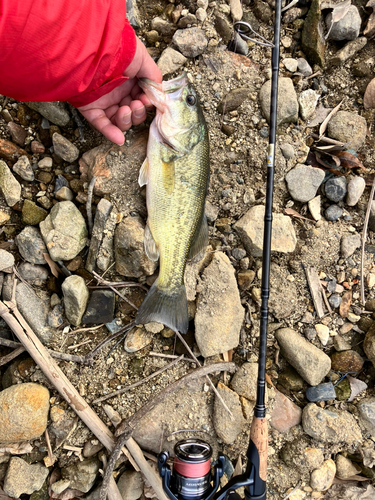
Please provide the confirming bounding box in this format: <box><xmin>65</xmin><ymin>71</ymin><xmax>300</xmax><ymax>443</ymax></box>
<box><xmin>174</xmin><ymin>456</ymin><xmax>211</xmax><ymax>478</ymax></box>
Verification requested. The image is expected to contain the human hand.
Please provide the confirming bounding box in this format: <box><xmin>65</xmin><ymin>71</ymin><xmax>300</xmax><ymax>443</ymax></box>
<box><xmin>78</xmin><ymin>37</ymin><xmax>162</xmax><ymax>145</ymax></box>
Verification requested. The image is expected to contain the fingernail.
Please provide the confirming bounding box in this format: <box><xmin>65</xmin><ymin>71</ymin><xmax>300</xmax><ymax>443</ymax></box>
<box><xmin>122</xmin><ymin>112</ymin><xmax>131</xmax><ymax>125</ymax></box>
<box><xmin>134</xmin><ymin>108</ymin><xmax>144</xmax><ymax>119</ymax></box>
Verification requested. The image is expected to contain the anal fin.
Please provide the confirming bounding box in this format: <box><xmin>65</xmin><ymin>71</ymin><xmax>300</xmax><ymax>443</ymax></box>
<box><xmin>189</xmin><ymin>214</ymin><xmax>208</xmax><ymax>261</ymax></box>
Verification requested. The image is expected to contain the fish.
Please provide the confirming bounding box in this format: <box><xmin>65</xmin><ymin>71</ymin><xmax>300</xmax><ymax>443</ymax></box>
<box><xmin>134</xmin><ymin>73</ymin><xmax>210</xmax><ymax>334</ymax></box>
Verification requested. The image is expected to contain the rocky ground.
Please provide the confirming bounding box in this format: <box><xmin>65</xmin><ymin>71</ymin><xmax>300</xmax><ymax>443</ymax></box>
<box><xmin>1</xmin><ymin>0</ymin><xmax>375</xmax><ymax>499</ymax></box>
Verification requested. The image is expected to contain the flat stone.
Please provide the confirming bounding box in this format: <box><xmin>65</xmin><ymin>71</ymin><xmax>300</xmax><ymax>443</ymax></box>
<box><xmin>270</xmin><ymin>389</ymin><xmax>302</xmax><ymax>433</ymax></box>
<box><xmin>195</xmin><ymin>252</ymin><xmax>244</xmax><ymax>357</ymax></box>
<box><xmin>315</xmin><ymin>323</ymin><xmax>330</xmax><ymax>346</ymax></box>
<box><xmin>15</xmin><ymin>226</ymin><xmax>48</xmax><ymax>265</ymax></box>
<box><xmin>151</xmin><ymin>16</ymin><xmax>177</xmax><ymax>37</ymax></box>
<box><xmin>124</xmin><ymin>326</ymin><xmax>154</xmax><ymax>353</ymax></box>
<box><xmin>234</xmin><ymin>205</ymin><xmax>297</xmax><ymax>257</ymax></box>
<box><xmin>330</xmin><ymin>37</ymin><xmax>367</xmax><ymax>67</ymax></box>
<box><xmin>341</xmin><ymin>233</ymin><xmax>361</xmax><ymax>259</ymax></box>
<box><xmin>280</xmin><ymin>143</ymin><xmax>295</xmax><ymax>159</ymax></box>
<box><xmin>347</xmin><ymin>176</ymin><xmax>366</xmax><ymax>206</ymax></box>
<box><xmin>62</xmin><ymin>275</ymin><xmax>89</xmax><ymax>326</ymax></box>
<box><xmin>327</xmin><ymin>111</ymin><xmax>367</xmax><ymax>152</ymax></box>
<box><xmin>306</xmin><ymin>382</ymin><xmax>336</xmax><ymax>403</ymax></box>
<box><xmin>117</xmin><ymin>470</ymin><xmax>144</xmax><ymax>500</ymax></box>
<box><xmin>13</xmin><ymin>155</ymin><xmax>34</xmax><ymax>182</ymax></box>
<box><xmin>4</xmin><ymin>457</ymin><xmax>49</xmax><ymax>498</ymax></box>
<box><xmin>0</xmin><ymin>249</ymin><xmax>14</xmax><ymax>272</ymax></box>
<box><xmin>213</xmin><ymin>382</ymin><xmax>245</xmax><ymax>444</ymax></box>
<box><xmin>38</xmin><ymin>157</ymin><xmax>53</xmax><ymax>170</ymax></box>
<box><xmin>55</xmin><ymin>186</ymin><xmax>74</xmax><ymax>201</ymax></box>
<box><xmin>0</xmin><ymin>138</ymin><xmax>27</xmax><ymax>162</ymax></box>
<box><xmin>86</xmin><ymin>198</ymin><xmax>113</xmax><ymax>272</ymax></box>
<box><xmin>157</xmin><ymin>47</ymin><xmax>187</xmax><ymax>76</ymax></box>
<box><xmin>0</xmin><ymin>383</ymin><xmax>49</xmax><ymax>443</ymax></box>
<box><xmin>26</xmin><ymin>102</ymin><xmax>70</xmax><ymax>127</ymax></box>
<box><xmin>214</xmin><ymin>14</ymin><xmax>233</xmax><ymax>44</ymax></box>
<box><xmin>259</xmin><ymin>77</ymin><xmax>298</xmax><ymax>126</ymax></box>
<box><xmin>82</xmin><ymin>290</ymin><xmax>115</xmax><ymax>324</ymax></box>
<box><xmin>297</xmin><ymin>58</ymin><xmax>313</xmax><ymax>76</ymax></box>
<box><xmin>308</xmin><ymin>195</ymin><xmax>321</xmax><ymax>221</ymax></box>
<box><xmin>302</xmin><ymin>403</ymin><xmax>362</xmax><ymax>444</ymax></box>
<box><xmin>285</xmin><ymin>164</ymin><xmax>325</xmax><ymax>203</ymax></box>
<box><xmin>275</xmin><ymin>328</ymin><xmax>331</xmax><ymax>386</ymax></box>
<box><xmin>283</xmin><ymin>58</ymin><xmax>298</xmax><ymax>73</ymax></box>
<box><xmin>310</xmin><ymin>459</ymin><xmax>336</xmax><ymax>492</ymax></box>
<box><xmin>358</xmin><ymin>397</ymin><xmax>375</xmax><ymax>436</ymax></box>
<box><xmin>18</xmin><ymin>262</ymin><xmax>49</xmax><ymax>285</ymax></box>
<box><xmin>7</xmin><ymin>122</ymin><xmax>28</xmax><ymax>147</ymax></box>
<box><xmin>348</xmin><ymin>375</ymin><xmax>368</xmax><ymax>402</ymax></box>
<box><xmin>31</xmin><ymin>141</ymin><xmax>45</xmax><ymax>154</ymax></box>
<box><xmin>217</xmin><ymin>88</ymin><xmax>250</xmax><ymax>114</ymax></box>
<box><xmin>52</xmin><ymin>133</ymin><xmax>79</xmax><ymax>162</ymax></box>
<box><xmin>172</xmin><ymin>28</ymin><xmax>208</xmax><ymax>58</ymax></box>
<box><xmin>0</xmin><ymin>160</ymin><xmax>21</xmax><ymax>207</ymax></box>
<box><xmin>40</xmin><ymin>201</ymin><xmax>88</xmax><ymax>261</ymax></box>
<box><xmin>22</xmin><ymin>200</ymin><xmax>48</xmax><ymax>226</ymax></box>
<box><xmin>230</xmin><ymin>362</ymin><xmax>259</xmax><ymax>401</ymax></box>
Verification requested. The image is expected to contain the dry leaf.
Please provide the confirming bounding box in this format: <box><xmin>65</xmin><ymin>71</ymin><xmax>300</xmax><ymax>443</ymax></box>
<box><xmin>364</xmin><ymin>78</ymin><xmax>375</xmax><ymax>109</ymax></box>
<box><xmin>308</xmin><ymin>104</ymin><xmax>332</xmax><ymax>128</ymax></box>
<box><xmin>0</xmin><ymin>488</ymin><xmax>12</xmax><ymax>500</ymax></box>
<box><xmin>319</xmin><ymin>99</ymin><xmax>344</xmax><ymax>138</ymax></box>
<box><xmin>43</xmin><ymin>253</ymin><xmax>61</xmax><ymax>278</ymax></box>
<box><xmin>364</xmin><ymin>0</ymin><xmax>375</xmax><ymax>38</ymax></box>
<box><xmin>333</xmin><ymin>151</ymin><xmax>366</xmax><ymax>170</ymax></box>
<box><xmin>339</xmin><ymin>290</ymin><xmax>352</xmax><ymax>318</ymax></box>
<box><xmin>324</xmin><ymin>0</ymin><xmax>352</xmax><ymax>39</ymax></box>
<box><xmin>284</xmin><ymin>208</ymin><xmax>311</xmax><ymax>221</ymax></box>
<box><xmin>0</xmin><ymin>442</ymin><xmax>33</xmax><ymax>456</ymax></box>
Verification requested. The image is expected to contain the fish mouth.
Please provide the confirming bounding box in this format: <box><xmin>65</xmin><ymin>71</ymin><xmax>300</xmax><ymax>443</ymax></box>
<box><xmin>139</xmin><ymin>72</ymin><xmax>188</xmax><ymax>108</ymax></box>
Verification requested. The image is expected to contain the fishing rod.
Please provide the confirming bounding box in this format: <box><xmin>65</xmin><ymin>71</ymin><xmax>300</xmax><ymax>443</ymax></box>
<box><xmin>157</xmin><ymin>1</ymin><xmax>282</xmax><ymax>499</ymax></box>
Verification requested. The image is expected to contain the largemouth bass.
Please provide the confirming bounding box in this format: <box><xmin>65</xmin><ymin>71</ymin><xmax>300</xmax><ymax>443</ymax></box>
<box><xmin>135</xmin><ymin>73</ymin><xmax>210</xmax><ymax>334</ymax></box>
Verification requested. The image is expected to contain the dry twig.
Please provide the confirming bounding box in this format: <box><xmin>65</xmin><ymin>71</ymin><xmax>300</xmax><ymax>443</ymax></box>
<box><xmin>361</xmin><ymin>175</ymin><xmax>375</xmax><ymax>304</ymax></box>
<box><xmin>87</xmin><ymin>176</ymin><xmax>97</xmax><ymax>235</ymax></box>
<box><xmin>93</xmin><ymin>271</ymin><xmax>138</xmax><ymax>310</ymax></box>
<box><xmin>0</xmin><ymin>345</ymin><xmax>25</xmax><ymax>366</ymax></box>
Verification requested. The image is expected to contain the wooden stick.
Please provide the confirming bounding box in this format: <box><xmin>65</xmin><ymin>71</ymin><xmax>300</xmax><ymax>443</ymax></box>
<box><xmin>361</xmin><ymin>176</ymin><xmax>375</xmax><ymax>304</ymax></box>
<box><xmin>304</xmin><ymin>266</ymin><xmax>326</xmax><ymax>318</ymax></box>
<box><xmin>0</xmin><ymin>345</ymin><xmax>25</xmax><ymax>366</ymax></box>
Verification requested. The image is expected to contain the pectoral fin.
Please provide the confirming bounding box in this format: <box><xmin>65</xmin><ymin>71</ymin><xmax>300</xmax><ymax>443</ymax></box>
<box><xmin>144</xmin><ymin>223</ymin><xmax>159</xmax><ymax>261</ymax></box>
<box><xmin>138</xmin><ymin>158</ymin><xmax>149</xmax><ymax>187</ymax></box>
<box><xmin>189</xmin><ymin>214</ymin><xmax>208</xmax><ymax>261</ymax></box>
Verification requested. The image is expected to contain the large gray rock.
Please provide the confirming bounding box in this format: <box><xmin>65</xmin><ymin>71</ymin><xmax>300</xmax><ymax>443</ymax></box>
<box><xmin>0</xmin><ymin>160</ymin><xmax>21</xmax><ymax>207</ymax></box>
<box><xmin>259</xmin><ymin>77</ymin><xmax>298</xmax><ymax>126</ymax></box>
<box><xmin>40</xmin><ymin>201</ymin><xmax>88</xmax><ymax>261</ymax></box>
<box><xmin>172</xmin><ymin>28</ymin><xmax>208</xmax><ymax>58</ymax></box>
<box><xmin>234</xmin><ymin>205</ymin><xmax>297</xmax><ymax>257</ymax></box>
<box><xmin>62</xmin><ymin>275</ymin><xmax>89</xmax><ymax>326</ymax></box>
<box><xmin>26</xmin><ymin>101</ymin><xmax>70</xmax><ymax>126</ymax></box>
<box><xmin>275</xmin><ymin>328</ymin><xmax>331</xmax><ymax>386</ymax></box>
<box><xmin>213</xmin><ymin>382</ymin><xmax>245</xmax><ymax>444</ymax></box>
<box><xmin>326</xmin><ymin>5</ymin><xmax>361</xmax><ymax>41</ymax></box>
<box><xmin>157</xmin><ymin>47</ymin><xmax>187</xmax><ymax>76</ymax></box>
<box><xmin>327</xmin><ymin>111</ymin><xmax>367</xmax><ymax>152</ymax></box>
<box><xmin>15</xmin><ymin>226</ymin><xmax>48</xmax><ymax>265</ymax></box>
<box><xmin>302</xmin><ymin>403</ymin><xmax>362</xmax><ymax>444</ymax></box>
<box><xmin>195</xmin><ymin>252</ymin><xmax>244</xmax><ymax>357</ymax></box>
<box><xmin>4</xmin><ymin>457</ymin><xmax>49</xmax><ymax>498</ymax></box>
<box><xmin>51</xmin><ymin>458</ymin><xmax>100</xmax><ymax>494</ymax></box>
<box><xmin>285</xmin><ymin>164</ymin><xmax>325</xmax><ymax>203</ymax></box>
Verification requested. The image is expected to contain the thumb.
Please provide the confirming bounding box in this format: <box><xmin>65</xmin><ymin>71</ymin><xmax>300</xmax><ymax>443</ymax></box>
<box><xmin>124</xmin><ymin>37</ymin><xmax>163</xmax><ymax>83</ymax></box>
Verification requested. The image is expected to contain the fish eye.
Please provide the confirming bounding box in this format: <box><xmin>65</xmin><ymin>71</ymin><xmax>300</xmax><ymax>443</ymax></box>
<box><xmin>186</xmin><ymin>94</ymin><xmax>196</xmax><ymax>106</ymax></box>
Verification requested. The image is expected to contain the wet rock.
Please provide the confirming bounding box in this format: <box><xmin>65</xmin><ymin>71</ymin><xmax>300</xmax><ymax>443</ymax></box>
<box><xmin>86</xmin><ymin>198</ymin><xmax>113</xmax><ymax>272</ymax></box>
<box><xmin>299</xmin><ymin>89</ymin><xmax>319</xmax><ymax>121</ymax></box>
<box><xmin>0</xmin><ymin>383</ymin><xmax>49</xmax><ymax>443</ymax></box>
<box><xmin>213</xmin><ymin>382</ymin><xmax>245</xmax><ymax>444</ymax></box>
<box><xmin>325</xmin><ymin>5</ymin><xmax>361</xmax><ymax>41</ymax></box>
<box><xmin>40</xmin><ymin>201</ymin><xmax>88</xmax><ymax>261</ymax></box>
<box><xmin>230</xmin><ymin>362</ymin><xmax>259</xmax><ymax>401</ymax></box>
<box><xmin>82</xmin><ymin>290</ymin><xmax>115</xmax><ymax>324</ymax></box>
<box><xmin>306</xmin><ymin>382</ymin><xmax>336</xmax><ymax>402</ymax></box>
<box><xmin>3</xmin><ymin>457</ymin><xmax>49</xmax><ymax>498</ymax></box>
<box><xmin>310</xmin><ymin>459</ymin><xmax>336</xmax><ymax>492</ymax></box>
<box><xmin>62</xmin><ymin>275</ymin><xmax>89</xmax><ymax>326</ymax></box>
<box><xmin>325</xmin><ymin>204</ymin><xmax>343</xmax><ymax>222</ymax></box>
<box><xmin>172</xmin><ymin>28</ymin><xmax>208</xmax><ymax>57</ymax></box>
<box><xmin>52</xmin><ymin>458</ymin><xmax>100</xmax><ymax>494</ymax></box>
<box><xmin>52</xmin><ymin>133</ymin><xmax>79</xmax><ymax>162</ymax></box>
<box><xmin>358</xmin><ymin>398</ymin><xmax>375</xmax><ymax>436</ymax></box>
<box><xmin>26</xmin><ymin>102</ymin><xmax>70</xmax><ymax>127</ymax></box>
<box><xmin>158</xmin><ymin>47</ymin><xmax>187</xmax><ymax>75</ymax></box>
<box><xmin>22</xmin><ymin>200</ymin><xmax>48</xmax><ymax>226</ymax></box>
<box><xmin>275</xmin><ymin>328</ymin><xmax>331</xmax><ymax>386</ymax></box>
<box><xmin>124</xmin><ymin>326</ymin><xmax>154</xmax><ymax>353</ymax></box>
<box><xmin>7</xmin><ymin>122</ymin><xmax>28</xmax><ymax>147</ymax></box>
<box><xmin>301</xmin><ymin>0</ymin><xmax>325</xmax><ymax>66</ymax></box>
<box><xmin>336</xmin><ymin>454</ymin><xmax>360</xmax><ymax>479</ymax></box>
<box><xmin>18</xmin><ymin>262</ymin><xmax>49</xmax><ymax>285</ymax></box>
<box><xmin>235</xmin><ymin>205</ymin><xmax>297</xmax><ymax>257</ymax></box>
<box><xmin>217</xmin><ymin>88</ymin><xmax>250</xmax><ymax>114</ymax></box>
<box><xmin>0</xmin><ymin>160</ymin><xmax>21</xmax><ymax>207</ymax></box>
<box><xmin>341</xmin><ymin>233</ymin><xmax>361</xmax><ymax>259</ymax></box>
<box><xmin>331</xmin><ymin>350</ymin><xmax>364</xmax><ymax>373</ymax></box>
<box><xmin>325</xmin><ymin>177</ymin><xmax>347</xmax><ymax>202</ymax></box>
<box><xmin>347</xmin><ymin>176</ymin><xmax>366</xmax><ymax>206</ymax></box>
<box><xmin>259</xmin><ymin>77</ymin><xmax>298</xmax><ymax>126</ymax></box>
<box><xmin>0</xmin><ymin>250</ymin><xmax>14</xmax><ymax>272</ymax></box>
<box><xmin>327</xmin><ymin>111</ymin><xmax>367</xmax><ymax>152</ymax></box>
<box><xmin>195</xmin><ymin>252</ymin><xmax>244</xmax><ymax>357</ymax></box>
<box><xmin>283</xmin><ymin>58</ymin><xmax>298</xmax><ymax>73</ymax></box>
<box><xmin>330</xmin><ymin>37</ymin><xmax>367</xmax><ymax>67</ymax></box>
<box><xmin>13</xmin><ymin>155</ymin><xmax>34</xmax><ymax>182</ymax></box>
<box><xmin>15</xmin><ymin>226</ymin><xmax>47</xmax><ymax>265</ymax></box>
<box><xmin>302</xmin><ymin>403</ymin><xmax>361</xmax><ymax>444</ymax></box>
<box><xmin>114</xmin><ymin>215</ymin><xmax>157</xmax><ymax>278</ymax></box>
<box><xmin>117</xmin><ymin>470</ymin><xmax>144</xmax><ymax>500</ymax></box>
<box><xmin>285</xmin><ymin>164</ymin><xmax>325</xmax><ymax>203</ymax></box>
<box><xmin>270</xmin><ymin>390</ymin><xmax>302</xmax><ymax>433</ymax></box>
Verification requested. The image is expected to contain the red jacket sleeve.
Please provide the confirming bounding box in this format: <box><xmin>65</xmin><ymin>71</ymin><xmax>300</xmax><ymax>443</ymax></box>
<box><xmin>0</xmin><ymin>0</ymin><xmax>137</xmax><ymax>107</ymax></box>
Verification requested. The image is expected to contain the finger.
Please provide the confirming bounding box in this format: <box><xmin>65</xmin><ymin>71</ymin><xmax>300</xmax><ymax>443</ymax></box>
<box><xmin>80</xmin><ymin>108</ymin><xmax>125</xmax><ymax>145</ymax></box>
<box><xmin>114</xmin><ymin>105</ymin><xmax>133</xmax><ymax>132</ymax></box>
<box><xmin>124</xmin><ymin>37</ymin><xmax>162</xmax><ymax>83</ymax></box>
<box><xmin>129</xmin><ymin>101</ymin><xmax>147</xmax><ymax>126</ymax></box>
<box><xmin>105</xmin><ymin>104</ymin><xmax>120</xmax><ymax>121</ymax></box>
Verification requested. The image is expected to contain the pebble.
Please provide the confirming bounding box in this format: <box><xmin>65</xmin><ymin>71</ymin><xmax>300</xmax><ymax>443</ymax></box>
<box><xmin>114</xmin><ymin>215</ymin><xmax>158</xmax><ymax>278</ymax></box>
<box><xmin>330</xmin><ymin>37</ymin><xmax>367</xmax><ymax>67</ymax></box>
<box><xmin>214</xmin><ymin>14</ymin><xmax>233</xmax><ymax>44</ymax></box>
<box><xmin>0</xmin><ymin>249</ymin><xmax>14</xmax><ymax>272</ymax></box>
<box><xmin>3</xmin><ymin>457</ymin><xmax>49</xmax><ymax>498</ymax></box>
<box><xmin>196</xmin><ymin>7</ymin><xmax>207</xmax><ymax>22</ymax></box>
<box><xmin>82</xmin><ymin>290</ymin><xmax>115</xmax><ymax>324</ymax></box>
<box><xmin>0</xmin><ymin>383</ymin><xmax>49</xmax><ymax>443</ymax></box>
<box><xmin>228</xmin><ymin>32</ymin><xmax>248</xmax><ymax>56</ymax></box>
<box><xmin>40</xmin><ymin>201</ymin><xmax>88</xmax><ymax>261</ymax></box>
<box><xmin>315</xmin><ymin>324</ymin><xmax>329</xmax><ymax>346</ymax></box>
<box><xmin>299</xmin><ymin>89</ymin><xmax>320</xmax><ymax>121</ymax></box>
<box><xmin>235</xmin><ymin>205</ymin><xmax>297</xmax><ymax>257</ymax></box>
<box><xmin>232</xmin><ymin>248</ymin><xmax>247</xmax><ymax>260</ymax></box>
<box><xmin>325</xmin><ymin>5</ymin><xmax>361</xmax><ymax>41</ymax></box>
<box><xmin>51</xmin><ymin>458</ymin><xmax>100</xmax><ymax>494</ymax></box>
<box><xmin>333</xmin><ymin>335</ymin><xmax>351</xmax><ymax>351</ymax></box>
<box><xmin>151</xmin><ymin>16</ymin><xmax>176</xmax><ymax>37</ymax></box>
<box><xmin>270</xmin><ymin>389</ymin><xmax>302</xmax><ymax>433</ymax></box>
<box><xmin>237</xmin><ymin>269</ymin><xmax>255</xmax><ymax>290</ymax></box>
<box><xmin>195</xmin><ymin>252</ymin><xmax>244</xmax><ymax>357</ymax></box>
<box><xmin>283</xmin><ymin>58</ymin><xmax>298</xmax><ymax>73</ymax></box>
<box><xmin>348</xmin><ymin>376</ymin><xmax>368</xmax><ymax>402</ymax></box>
<box><xmin>324</xmin><ymin>177</ymin><xmax>347</xmax><ymax>203</ymax></box>
<box><xmin>327</xmin><ymin>111</ymin><xmax>367</xmax><ymax>152</ymax></box>
<box><xmin>22</xmin><ymin>200</ymin><xmax>48</xmax><ymax>226</ymax></box>
<box><xmin>18</xmin><ymin>262</ymin><xmax>49</xmax><ymax>285</ymax></box>
<box><xmin>47</xmin><ymin>304</ymin><xmax>64</xmax><ymax>328</ymax></box>
<box><xmin>172</xmin><ymin>28</ymin><xmax>208</xmax><ymax>58</ymax></box>
<box><xmin>62</xmin><ymin>275</ymin><xmax>89</xmax><ymax>326</ymax></box>
<box><xmin>346</xmin><ymin>176</ymin><xmax>365</xmax><ymax>206</ymax></box>
<box><xmin>253</xmin><ymin>0</ymin><xmax>273</xmax><ymax>23</ymax></box>
<box><xmin>325</xmin><ymin>205</ymin><xmax>343</xmax><ymax>222</ymax></box>
<box><xmin>278</xmin><ymin>366</ymin><xmax>305</xmax><ymax>392</ymax></box>
<box><xmin>331</xmin><ymin>350</ymin><xmax>364</xmax><ymax>373</ymax></box>
<box><xmin>52</xmin><ymin>133</ymin><xmax>79</xmax><ymax>162</ymax></box>
<box><xmin>0</xmin><ymin>160</ymin><xmax>21</xmax><ymax>207</ymax></box>
<box><xmin>341</xmin><ymin>233</ymin><xmax>361</xmax><ymax>259</ymax></box>
<box><xmin>177</xmin><ymin>13</ymin><xmax>197</xmax><ymax>28</ymax></box>
<box><xmin>230</xmin><ymin>362</ymin><xmax>259</xmax><ymax>401</ymax></box>
<box><xmin>31</xmin><ymin>141</ymin><xmax>45</xmax><ymax>154</ymax></box>
<box><xmin>117</xmin><ymin>471</ymin><xmax>144</xmax><ymax>500</ymax></box>
<box><xmin>302</xmin><ymin>403</ymin><xmax>361</xmax><ymax>444</ymax></box>
<box><xmin>306</xmin><ymin>382</ymin><xmax>337</xmax><ymax>402</ymax></box>
<box><xmin>0</xmin><ymin>138</ymin><xmax>27</xmax><ymax>161</ymax></box>
<box><xmin>286</xmin><ymin>164</ymin><xmax>325</xmax><ymax>203</ymax></box>
<box><xmin>124</xmin><ymin>325</ymin><xmax>154</xmax><ymax>353</ymax></box>
<box><xmin>310</xmin><ymin>459</ymin><xmax>336</xmax><ymax>492</ymax></box>
<box><xmin>358</xmin><ymin>398</ymin><xmax>375</xmax><ymax>436</ymax></box>
<box><xmin>217</xmin><ymin>88</ymin><xmax>250</xmax><ymax>114</ymax></box>
<box><xmin>55</xmin><ymin>186</ymin><xmax>74</xmax><ymax>201</ymax></box>
<box><xmin>213</xmin><ymin>382</ymin><xmax>245</xmax><ymax>444</ymax></box>
<box><xmin>13</xmin><ymin>155</ymin><xmax>34</xmax><ymax>182</ymax></box>
<box><xmin>328</xmin><ymin>293</ymin><xmax>342</xmax><ymax>308</ymax></box>
<box><xmin>259</xmin><ymin>77</ymin><xmax>298</xmax><ymax>126</ymax></box>
<box><xmin>280</xmin><ymin>143</ymin><xmax>295</xmax><ymax>159</ymax></box>
<box><xmin>336</xmin><ymin>454</ymin><xmax>360</xmax><ymax>479</ymax></box>
<box><xmin>275</xmin><ymin>328</ymin><xmax>331</xmax><ymax>386</ymax></box>
<box><xmin>229</xmin><ymin>0</ymin><xmax>242</xmax><ymax>21</ymax></box>
<box><xmin>26</xmin><ymin>101</ymin><xmax>70</xmax><ymax>126</ymax></box>
<box><xmin>38</xmin><ymin>157</ymin><xmax>53</xmax><ymax>170</ymax></box>
<box><xmin>7</xmin><ymin>122</ymin><xmax>28</xmax><ymax>146</ymax></box>
<box><xmin>297</xmin><ymin>58</ymin><xmax>313</xmax><ymax>77</ymax></box>
<box><xmin>308</xmin><ymin>195</ymin><xmax>321</xmax><ymax>221</ymax></box>
<box><xmin>15</xmin><ymin>226</ymin><xmax>47</xmax><ymax>265</ymax></box>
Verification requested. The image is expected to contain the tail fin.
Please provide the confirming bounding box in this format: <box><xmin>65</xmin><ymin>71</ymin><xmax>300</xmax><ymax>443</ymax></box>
<box><xmin>135</xmin><ymin>280</ymin><xmax>189</xmax><ymax>334</ymax></box>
